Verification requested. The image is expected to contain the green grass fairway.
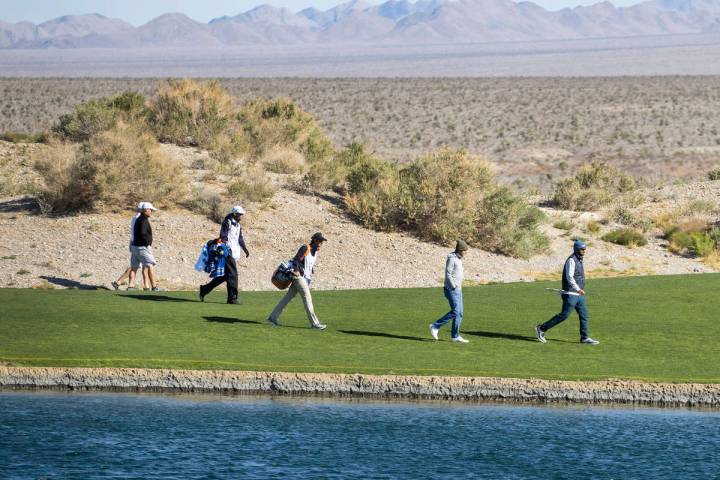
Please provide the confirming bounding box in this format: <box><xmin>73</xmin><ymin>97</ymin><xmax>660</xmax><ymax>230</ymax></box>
<box><xmin>1</xmin><ymin>274</ymin><xmax>719</xmax><ymax>383</ymax></box>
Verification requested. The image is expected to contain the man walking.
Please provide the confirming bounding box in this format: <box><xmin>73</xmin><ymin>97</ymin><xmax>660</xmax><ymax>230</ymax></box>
<box><xmin>131</xmin><ymin>202</ymin><xmax>162</xmax><ymax>291</ymax></box>
<box><xmin>112</xmin><ymin>202</ymin><xmax>149</xmax><ymax>291</ymax></box>
<box><xmin>430</xmin><ymin>240</ymin><xmax>469</xmax><ymax>343</ymax></box>
<box><xmin>199</xmin><ymin>205</ymin><xmax>249</xmax><ymax>304</ymax></box>
<box><xmin>535</xmin><ymin>239</ymin><xmax>600</xmax><ymax>345</ymax></box>
<box><xmin>267</xmin><ymin>232</ymin><xmax>327</xmax><ymax>330</ymax></box>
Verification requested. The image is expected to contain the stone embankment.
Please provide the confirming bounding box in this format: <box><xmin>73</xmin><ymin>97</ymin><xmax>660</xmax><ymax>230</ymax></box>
<box><xmin>1</xmin><ymin>367</ymin><xmax>718</xmax><ymax>408</ymax></box>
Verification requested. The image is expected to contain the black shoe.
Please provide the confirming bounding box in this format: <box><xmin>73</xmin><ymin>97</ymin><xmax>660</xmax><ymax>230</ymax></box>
<box><xmin>227</xmin><ymin>298</ymin><xmax>242</xmax><ymax>305</ymax></box>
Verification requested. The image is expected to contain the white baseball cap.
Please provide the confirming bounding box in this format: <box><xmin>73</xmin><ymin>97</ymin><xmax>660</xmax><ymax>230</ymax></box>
<box><xmin>142</xmin><ymin>202</ymin><xmax>157</xmax><ymax>211</ymax></box>
<box><xmin>231</xmin><ymin>205</ymin><xmax>246</xmax><ymax>215</ymax></box>
<box><xmin>136</xmin><ymin>202</ymin><xmax>145</xmax><ymax>211</ymax></box>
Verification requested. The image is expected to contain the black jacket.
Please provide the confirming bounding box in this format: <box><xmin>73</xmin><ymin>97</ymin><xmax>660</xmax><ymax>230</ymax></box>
<box><xmin>132</xmin><ymin>214</ymin><xmax>153</xmax><ymax>247</ymax></box>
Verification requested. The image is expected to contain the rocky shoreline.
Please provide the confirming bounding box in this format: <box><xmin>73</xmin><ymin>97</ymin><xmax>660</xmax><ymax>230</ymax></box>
<box><xmin>1</xmin><ymin>367</ymin><xmax>718</xmax><ymax>408</ymax></box>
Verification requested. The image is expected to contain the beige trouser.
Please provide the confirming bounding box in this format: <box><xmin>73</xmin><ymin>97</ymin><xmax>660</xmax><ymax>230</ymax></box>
<box><xmin>268</xmin><ymin>277</ymin><xmax>321</xmax><ymax>327</ymax></box>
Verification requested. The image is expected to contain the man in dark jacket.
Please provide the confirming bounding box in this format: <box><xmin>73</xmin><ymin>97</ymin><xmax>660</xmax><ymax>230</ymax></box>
<box><xmin>199</xmin><ymin>205</ymin><xmax>249</xmax><ymax>304</ymax></box>
<box><xmin>535</xmin><ymin>240</ymin><xmax>599</xmax><ymax>345</ymax></box>
<box><xmin>130</xmin><ymin>202</ymin><xmax>162</xmax><ymax>291</ymax></box>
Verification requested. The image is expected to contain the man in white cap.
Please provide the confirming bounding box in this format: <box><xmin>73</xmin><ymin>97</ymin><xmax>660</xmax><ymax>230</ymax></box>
<box><xmin>130</xmin><ymin>201</ymin><xmax>162</xmax><ymax>291</ymax></box>
<box><xmin>112</xmin><ymin>202</ymin><xmax>149</xmax><ymax>290</ymax></box>
<box><xmin>199</xmin><ymin>205</ymin><xmax>249</xmax><ymax>304</ymax></box>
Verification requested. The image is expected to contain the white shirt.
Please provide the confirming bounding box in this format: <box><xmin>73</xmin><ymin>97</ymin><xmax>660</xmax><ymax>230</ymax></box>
<box><xmin>303</xmin><ymin>248</ymin><xmax>317</xmax><ymax>283</ymax></box>
<box><xmin>227</xmin><ymin>219</ymin><xmax>242</xmax><ymax>260</ymax></box>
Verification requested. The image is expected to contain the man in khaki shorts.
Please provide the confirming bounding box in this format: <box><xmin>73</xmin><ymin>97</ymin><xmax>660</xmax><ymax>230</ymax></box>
<box><xmin>131</xmin><ymin>202</ymin><xmax>163</xmax><ymax>291</ymax></box>
<box><xmin>267</xmin><ymin>232</ymin><xmax>327</xmax><ymax>330</ymax></box>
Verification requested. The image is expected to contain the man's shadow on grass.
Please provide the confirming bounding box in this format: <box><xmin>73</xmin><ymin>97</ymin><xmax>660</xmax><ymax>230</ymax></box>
<box><xmin>204</xmin><ymin>316</ymin><xmax>260</xmax><ymax>325</ymax></box>
<box><xmin>464</xmin><ymin>330</ymin><xmax>574</xmax><ymax>344</ymax></box>
<box><xmin>339</xmin><ymin>330</ymin><xmax>429</xmax><ymax>342</ymax></box>
<box><xmin>40</xmin><ymin>276</ymin><xmax>102</xmax><ymax>290</ymax></box>
<box><xmin>121</xmin><ymin>294</ymin><xmax>196</xmax><ymax>302</ymax></box>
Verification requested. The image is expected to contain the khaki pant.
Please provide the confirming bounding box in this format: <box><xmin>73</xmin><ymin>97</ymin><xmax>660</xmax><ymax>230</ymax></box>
<box><xmin>268</xmin><ymin>277</ymin><xmax>321</xmax><ymax>327</ymax></box>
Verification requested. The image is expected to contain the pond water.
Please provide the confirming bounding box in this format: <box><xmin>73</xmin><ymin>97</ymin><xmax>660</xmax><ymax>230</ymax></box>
<box><xmin>1</xmin><ymin>392</ymin><xmax>718</xmax><ymax>479</ymax></box>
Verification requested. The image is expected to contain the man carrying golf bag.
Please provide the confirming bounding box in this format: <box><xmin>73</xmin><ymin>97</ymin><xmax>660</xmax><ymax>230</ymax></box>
<box><xmin>535</xmin><ymin>239</ymin><xmax>600</xmax><ymax>345</ymax></box>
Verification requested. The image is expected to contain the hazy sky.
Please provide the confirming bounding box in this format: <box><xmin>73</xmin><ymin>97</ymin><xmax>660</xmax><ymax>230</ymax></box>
<box><xmin>1</xmin><ymin>0</ymin><xmax>644</xmax><ymax>25</ymax></box>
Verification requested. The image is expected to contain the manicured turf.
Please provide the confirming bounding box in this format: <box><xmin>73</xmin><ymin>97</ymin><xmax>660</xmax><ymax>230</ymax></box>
<box><xmin>0</xmin><ymin>275</ymin><xmax>718</xmax><ymax>382</ymax></box>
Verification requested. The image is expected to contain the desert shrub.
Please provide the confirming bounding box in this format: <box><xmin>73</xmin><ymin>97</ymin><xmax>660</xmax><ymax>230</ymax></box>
<box><xmin>342</xmin><ymin>147</ymin><xmax>547</xmax><ymax>257</ymax></box>
<box><xmin>664</xmin><ymin>221</ymin><xmax>720</xmax><ymax>257</ymax></box>
<box><xmin>586</xmin><ymin>220</ymin><xmax>601</xmax><ymax>234</ymax></box>
<box><xmin>186</xmin><ymin>187</ymin><xmax>229</xmax><ymax>224</ymax></box>
<box><xmin>394</xmin><ymin>149</ymin><xmax>493</xmax><ymax>243</ymax></box>
<box><xmin>553</xmin><ymin>162</ymin><xmax>636</xmax><ymax>211</ymax></box>
<box><xmin>475</xmin><ymin>187</ymin><xmax>549</xmax><ymax>258</ymax></box>
<box><xmin>608</xmin><ymin>206</ymin><xmax>652</xmax><ymax>232</ymax></box>
<box><xmin>552</xmin><ymin>219</ymin><xmax>573</xmax><ymax>231</ymax></box>
<box><xmin>303</xmin><ymin>142</ymin><xmax>374</xmax><ymax>193</ymax></box>
<box><xmin>684</xmin><ymin>199</ymin><xmax>716</xmax><ymax>215</ymax></box>
<box><xmin>53</xmin><ymin>92</ymin><xmax>148</xmax><ymax>142</ymax></box>
<box><xmin>602</xmin><ymin>228</ymin><xmax>647</xmax><ymax>247</ymax></box>
<box><xmin>226</xmin><ymin>165</ymin><xmax>276</xmax><ymax>204</ymax></box>
<box><xmin>343</xmin><ymin>150</ymin><xmax>401</xmax><ymax>230</ymax></box>
<box><xmin>150</xmin><ymin>79</ymin><xmax>234</xmax><ymax>148</ymax></box>
<box><xmin>237</xmin><ymin>97</ymin><xmax>332</xmax><ymax>162</ymax></box>
<box><xmin>35</xmin><ymin>123</ymin><xmax>186</xmax><ymax>213</ymax></box>
<box><xmin>261</xmin><ymin>147</ymin><xmax>306</xmax><ymax>174</ymax></box>
<box><xmin>0</xmin><ymin>131</ymin><xmax>48</xmax><ymax>143</ymax></box>
<box><xmin>690</xmin><ymin>232</ymin><xmax>715</xmax><ymax>257</ymax></box>
<box><xmin>708</xmin><ymin>169</ymin><xmax>720</xmax><ymax>181</ymax></box>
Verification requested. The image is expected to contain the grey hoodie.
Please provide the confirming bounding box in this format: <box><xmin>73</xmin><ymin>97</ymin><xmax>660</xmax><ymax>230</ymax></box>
<box><xmin>444</xmin><ymin>252</ymin><xmax>464</xmax><ymax>290</ymax></box>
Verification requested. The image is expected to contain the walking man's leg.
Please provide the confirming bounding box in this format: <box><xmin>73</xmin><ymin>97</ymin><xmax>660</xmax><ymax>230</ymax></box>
<box><xmin>224</xmin><ymin>256</ymin><xmax>239</xmax><ymax>303</ymax></box>
<box><xmin>268</xmin><ymin>282</ymin><xmax>298</xmax><ymax>325</ymax></box>
<box><xmin>576</xmin><ymin>296</ymin><xmax>590</xmax><ymax>340</ymax></box>
<box><xmin>295</xmin><ymin>277</ymin><xmax>324</xmax><ymax>329</ymax></box>
<box><xmin>450</xmin><ymin>289</ymin><xmax>463</xmax><ymax>339</ymax></box>
<box><xmin>200</xmin><ymin>276</ymin><xmax>226</xmax><ymax>298</ymax></box>
<box><xmin>432</xmin><ymin>288</ymin><xmax>456</xmax><ymax>330</ymax></box>
<box><xmin>540</xmin><ymin>295</ymin><xmax>576</xmax><ymax>334</ymax></box>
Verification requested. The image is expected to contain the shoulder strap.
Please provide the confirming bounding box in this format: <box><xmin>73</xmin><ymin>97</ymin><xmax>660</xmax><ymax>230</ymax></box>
<box><xmin>299</xmin><ymin>243</ymin><xmax>311</xmax><ymax>260</ymax></box>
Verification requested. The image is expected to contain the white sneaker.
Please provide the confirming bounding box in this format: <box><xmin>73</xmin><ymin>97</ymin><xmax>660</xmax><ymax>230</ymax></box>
<box><xmin>581</xmin><ymin>337</ymin><xmax>600</xmax><ymax>345</ymax></box>
<box><xmin>267</xmin><ymin>317</ymin><xmax>279</xmax><ymax>327</ymax></box>
<box><xmin>311</xmin><ymin>323</ymin><xmax>327</xmax><ymax>330</ymax></box>
<box><xmin>535</xmin><ymin>325</ymin><xmax>547</xmax><ymax>343</ymax></box>
<box><xmin>429</xmin><ymin>324</ymin><xmax>439</xmax><ymax>340</ymax></box>
<box><xmin>451</xmin><ymin>336</ymin><xmax>469</xmax><ymax>344</ymax></box>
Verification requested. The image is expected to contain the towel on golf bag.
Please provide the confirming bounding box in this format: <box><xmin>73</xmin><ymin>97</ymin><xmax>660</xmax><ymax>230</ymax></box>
<box><xmin>195</xmin><ymin>239</ymin><xmax>230</xmax><ymax>278</ymax></box>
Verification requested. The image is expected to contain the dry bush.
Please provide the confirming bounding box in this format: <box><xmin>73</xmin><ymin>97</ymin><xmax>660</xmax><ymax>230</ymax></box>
<box><xmin>475</xmin><ymin>187</ymin><xmax>548</xmax><ymax>258</ymax></box>
<box><xmin>553</xmin><ymin>162</ymin><xmax>636</xmax><ymax>211</ymax></box>
<box><xmin>395</xmin><ymin>149</ymin><xmax>493</xmax><ymax>243</ymax></box>
<box><xmin>601</xmin><ymin>228</ymin><xmax>647</xmax><ymax>247</ymax></box>
<box><xmin>150</xmin><ymin>79</ymin><xmax>235</xmax><ymax>149</ymax></box>
<box><xmin>226</xmin><ymin>165</ymin><xmax>276</xmax><ymax>205</ymax></box>
<box><xmin>343</xmin><ymin>147</ymin><xmax>548</xmax><ymax>257</ymax></box>
<box><xmin>237</xmin><ymin>97</ymin><xmax>332</xmax><ymax>161</ymax></box>
<box><xmin>261</xmin><ymin>146</ymin><xmax>306</xmax><ymax>174</ymax></box>
<box><xmin>35</xmin><ymin>123</ymin><xmax>186</xmax><ymax>213</ymax></box>
<box><xmin>53</xmin><ymin>92</ymin><xmax>148</xmax><ymax>142</ymax></box>
<box><xmin>33</xmin><ymin>141</ymin><xmax>80</xmax><ymax>212</ymax></box>
<box><xmin>186</xmin><ymin>187</ymin><xmax>230</xmax><ymax>224</ymax></box>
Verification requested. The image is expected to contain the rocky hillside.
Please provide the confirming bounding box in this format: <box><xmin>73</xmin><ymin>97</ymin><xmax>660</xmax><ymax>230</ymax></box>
<box><xmin>0</xmin><ymin>141</ymin><xmax>714</xmax><ymax>292</ymax></box>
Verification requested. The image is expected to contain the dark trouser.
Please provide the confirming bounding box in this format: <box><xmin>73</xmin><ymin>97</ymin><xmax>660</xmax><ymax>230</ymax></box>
<box><xmin>540</xmin><ymin>294</ymin><xmax>589</xmax><ymax>340</ymax></box>
<box><xmin>200</xmin><ymin>256</ymin><xmax>238</xmax><ymax>302</ymax></box>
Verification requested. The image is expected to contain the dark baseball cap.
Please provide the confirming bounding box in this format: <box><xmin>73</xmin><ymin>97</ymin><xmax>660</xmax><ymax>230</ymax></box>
<box><xmin>311</xmin><ymin>232</ymin><xmax>327</xmax><ymax>242</ymax></box>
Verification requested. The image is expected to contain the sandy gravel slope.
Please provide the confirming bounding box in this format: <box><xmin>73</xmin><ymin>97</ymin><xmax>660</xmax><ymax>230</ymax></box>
<box><xmin>0</xmin><ymin>183</ymin><xmax>713</xmax><ymax>291</ymax></box>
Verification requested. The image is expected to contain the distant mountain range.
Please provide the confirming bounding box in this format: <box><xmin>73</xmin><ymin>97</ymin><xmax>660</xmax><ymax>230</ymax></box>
<box><xmin>2</xmin><ymin>0</ymin><xmax>720</xmax><ymax>48</ymax></box>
